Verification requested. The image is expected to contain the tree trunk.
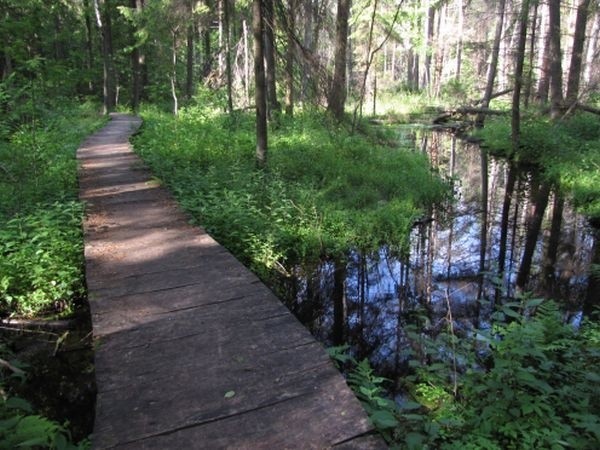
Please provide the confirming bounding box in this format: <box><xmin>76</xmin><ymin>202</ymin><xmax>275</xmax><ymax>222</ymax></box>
<box><xmin>455</xmin><ymin>0</ymin><xmax>464</xmax><ymax>82</ymax></box>
<box><xmin>548</xmin><ymin>0</ymin><xmax>564</xmax><ymax>117</ymax></box>
<box><xmin>263</xmin><ymin>0</ymin><xmax>280</xmax><ymax>116</ymax></box>
<box><xmin>301</xmin><ymin>0</ymin><xmax>314</xmax><ymax>101</ymax></box>
<box><xmin>223</xmin><ymin>0</ymin><xmax>233</xmax><ymax>113</ymax></box>
<box><xmin>171</xmin><ymin>30</ymin><xmax>179</xmax><ymax>116</ymax></box>
<box><xmin>566</xmin><ymin>0</ymin><xmax>591</xmax><ymax>105</ymax></box>
<box><xmin>516</xmin><ymin>181</ymin><xmax>551</xmax><ymax>291</ymax></box>
<box><xmin>353</xmin><ymin>0</ymin><xmax>378</xmax><ymax>126</ymax></box>
<box><xmin>285</xmin><ymin>0</ymin><xmax>296</xmax><ymax>116</ymax></box>
<box><xmin>243</xmin><ymin>19</ymin><xmax>250</xmax><ymax>106</ymax></box>
<box><xmin>94</xmin><ymin>0</ymin><xmax>116</xmax><ymax>115</ymax></box>
<box><xmin>583</xmin><ymin>8</ymin><xmax>600</xmax><ymax>88</ymax></box>
<box><xmin>423</xmin><ymin>3</ymin><xmax>435</xmax><ymax>91</ymax></box>
<box><xmin>524</xmin><ymin>2</ymin><xmax>538</xmax><ymax>107</ymax></box>
<box><xmin>130</xmin><ymin>0</ymin><xmax>142</xmax><ymax>111</ymax></box>
<box><xmin>253</xmin><ymin>0</ymin><xmax>267</xmax><ymax>168</ymax></box>
<box><xmin>186</xmin><ymin>0</ymin><xmax>195</xmax><ymax>100</ymax></box>
<box><xmin>327</xmin><ymin>0</ymin><xmax>351</xmax><ymax>120</ymax></box>
<box><xmin>501</xmin><ymin>1</ymin><xmax>529</xmax><ymax>298</ymax></box>
<box><xmin>201</xmin><ymin>0</ymin><xmax>213</xmax><ymax>79</ymax></box>
<box><xmin>84</xmin><ymin>0</ymin><xmax>95</xmax><ymax>93</ymax></box>
<box><xmin>537</xmin><ymin>4</ymin><xmax>551</xmax><ymax>104</ymax></box>
<box><xmin>512</xmin><ymin>0</ymin><xmax>530</xmax><ymax>149</ymax></box>
<box><xmin>476</xmin><ymin>0</ymin><xmax>506</xmax><ymax>127</ymax></box>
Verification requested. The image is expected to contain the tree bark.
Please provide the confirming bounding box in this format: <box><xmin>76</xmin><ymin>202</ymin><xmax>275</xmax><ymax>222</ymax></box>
<box><xmin>476</xmin><ymin>0</ymin><xmax>506</xmax><ymax>127</ymax></box>
<box><xmin>301</xmin><ymin>0</ymin><xmax>314</xmax><ymax>101</ymax></box>
<box><xmin>512</xmin><ymin>0</ymin><xmax>530</xmax><ymax>151</ymax></box>
<box><xmin>201</xmin><ymin>0</ymin><xmax>213</xmax><ymax>79</ymax></box>
<box><xmin>84</xmin><ymin>0</ymin><xmax>95</xmax><ymax>93</ymax></box>
<box><xmin>285</xmin><ymin>0</ymin><xmax>296</xmax><ymax>116</ymax></box>
<box><xmin>524</xmin><ymin>2</ymin><xmax>538</xmax><ymax>107</ymax></box>
<box><xmin>171</xmin><ymin>30</ymin><xmax>179</xmax><ymax>116</ymax></box>
<box><xmin>455</xmin><ymin>0</ymin><xmax>464</xmax><ymax>82</ymax></box>
<box><xmin>94</xmin><ymin>0</ymin><xmax>116</xmax><ymax>114</ymax></box>
<box><xmin>263</xmin><ymin>0</ymin><xmax>280</xmax><ymax>116</ymax></box>
<box><xmin>223</xmin><ymin>0</ymin><xmax>233</xmax><ymax>113</ymax></box>
<box><xmin>537</xmin><ymin>8</ymin><xmax>551</xmax><ymax>104</ymax></box>
<box><xmin>327</xmin><ymin>0</ymin><xmax>351</xmax><ymax>120</ymax></box>
<box><xmin>253</xmin><ymin>0</ymin><xmax>267</xmax><ymax>168</ymax></box>
<box><xmin>130</xmin><ymin>0</ymin><xmax>143</xmax><ymax>111</ymax></box>
<box><xmin>423</xmin><ymin>2</ymin><xmax>435</xmax><ymax>91</ymax></box>
<box><xmin>548</xmin><ymin>0</ymin><xmax>564</xmax><ymax>117</ymax></box>
<box><xmin>566</xmin><ymin>0</ymin><xmax>591</xmax><ymax>105</ymax></box>
<box><xmin>243</xmin><ymin>19</ymin><xmax>250</xmax><ymax>106</ymax></box>
<box><xmin>186</xmin><ymin>0</ymin><xmax>195</xmax><ymax>100</ymax></box>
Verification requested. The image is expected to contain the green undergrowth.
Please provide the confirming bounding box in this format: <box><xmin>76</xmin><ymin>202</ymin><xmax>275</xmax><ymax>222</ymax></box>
<box><xmin>352</xmin><ymin>91</ymin><xmax>449</xmax><ymax>124</ymax></box>
<box><xmin>133</xmin><ymin>105</ymin><xmax>449</xmax><ymax>281</ymax></box>
<box><xmin>475</xmin><ymin>112</ymin><xmax>600</xmax><ymax>221</ymax></box>
<box><xmin>0</xmin><ymin>342</ymin><xmax>89</xmax><ymax>450</ymax></box>
<box><xmin>0</xmin><ymin>101</ymin><xmax>106</xmax><ymax>317</ymax></box>
<box><xmin>331</xmin><ymin>300</ymin><xmax>600</xmax><ymax>449</ymax></box>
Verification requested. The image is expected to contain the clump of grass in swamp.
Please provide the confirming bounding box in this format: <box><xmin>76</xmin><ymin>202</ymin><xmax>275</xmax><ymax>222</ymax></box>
<box><xmin>133</xmin><ymin>105</ymin><xmax>450</xmax><ymax>281</ymax></box>
<box><xmin>476</xmin><ymin>112</ymin><xmax>600</xmax><ymax>222</ymax></box>
<box><xmin>0</xmin><ymin>101</ymin><xmax>106</xmax><ymax>318</ymax></box>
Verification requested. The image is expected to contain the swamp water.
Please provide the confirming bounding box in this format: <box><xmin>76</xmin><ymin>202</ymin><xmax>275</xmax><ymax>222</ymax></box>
<box><xmin>280</xmin><ymin>129</ymin><xmax>595</xmax><ymax>383</ymax></box>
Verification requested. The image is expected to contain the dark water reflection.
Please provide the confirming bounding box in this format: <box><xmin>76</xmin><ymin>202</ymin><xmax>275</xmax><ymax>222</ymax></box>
<box><xmin>282</xmin><ymin>130</ymin><xmax>595</xmax><ymax>380</ymax></box>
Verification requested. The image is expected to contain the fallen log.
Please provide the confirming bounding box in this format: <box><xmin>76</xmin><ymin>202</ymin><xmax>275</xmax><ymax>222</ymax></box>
<box><xmin>472</xmin><ymin>88</ymin><xmax>513</xmax><ymax>106</ymax></box>
<box><xmin>433</xmin><ymin>106</ymin><xmax>508</xmax><ymax>124</ymax></box>
<box><xmin>576</xmin><ymin>102</ymin><xmax>600</xmax><ymax>115</ymax></box>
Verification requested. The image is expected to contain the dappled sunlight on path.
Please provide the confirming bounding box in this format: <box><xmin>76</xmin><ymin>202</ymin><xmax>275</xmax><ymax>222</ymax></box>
<box><xmin>77</xmin><ymin>113</ymin><xmax>383</xmax><ymax>449</ymax></box>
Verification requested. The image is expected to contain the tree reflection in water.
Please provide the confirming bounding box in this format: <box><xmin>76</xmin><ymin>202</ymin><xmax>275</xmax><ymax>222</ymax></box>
<box><xmin>281</xmin><ymin>130</ymin><xmax>595</xmax><ymax>386</ymax></box>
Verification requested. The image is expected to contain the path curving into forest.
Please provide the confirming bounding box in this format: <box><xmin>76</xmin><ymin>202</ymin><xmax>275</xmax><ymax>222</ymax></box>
<box><xmin>77</xmin><ymin>113</ymin><xmax>382</xmax><ymax>449</ymax></box>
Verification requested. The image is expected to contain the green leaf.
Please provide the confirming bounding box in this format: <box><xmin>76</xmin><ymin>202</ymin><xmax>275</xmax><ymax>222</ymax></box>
<box><xmin>502</xmin><ymin>306</ymin><xmax>522</xmax><ymax>319</ymax></box>
<box><xmin>370</xmin><ymin>410</ymin><xmax>399</xmax><ymax>429</ymax></box>
<box><xmin>525</xmin><ymin>298</ymin><xmax>544</xmax><ymax>308</ymax></box>
<box><xmin>405</xmin><ymin>432</ymin><xmax>426</xmax><ymax>450</ymax></box>
<box><xmin>224</xmin><ymin>390</ymin><xmax>235</xmax><ymax>399</ymax></box>
<box><xmin>399</xmin><ymin>401</ymin><xmax>422</xmax><ymax>411</ymax></box>
<box><xmin>5</xmin><ymin>397</ymin><xmax>33</xmax><ymax>413</ymax></box>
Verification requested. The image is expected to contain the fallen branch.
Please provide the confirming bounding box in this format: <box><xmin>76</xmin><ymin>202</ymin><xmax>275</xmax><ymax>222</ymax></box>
<box><xmin>576</xmin><ymin>102</ymin><xmax>600</xmax><ymax>115</ymax></box>
<box><xmin>472</xmin><ymin>88</ymin><xmax>513</xmax><ymax>106</ymax></box>
<box><xmin>433</xmin><ymin>107</ymin><xmax>508</xmax><ymax>124</ymax></box>
<box><xmin>0</xmin><ymin>357</ymin><xmax>25</xmax><ymax>376</ymax></box>
<box><xmin>0</xmin><ymin>317</ymin><xmax>80</xmax><ymax>332</ymax></box>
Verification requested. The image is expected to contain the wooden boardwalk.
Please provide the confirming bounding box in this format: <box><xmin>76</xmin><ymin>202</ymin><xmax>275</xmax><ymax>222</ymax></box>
<box><xmin>77</xmin><ymin>114</ymin><xmax>383</xmax><ymax>449</ymax></box>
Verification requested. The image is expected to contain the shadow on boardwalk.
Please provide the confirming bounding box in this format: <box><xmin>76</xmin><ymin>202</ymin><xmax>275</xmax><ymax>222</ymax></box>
<box><xmin>77</xmin><ymin>114</ymin><xmax>384</xmax><ymax>449</ymax></box>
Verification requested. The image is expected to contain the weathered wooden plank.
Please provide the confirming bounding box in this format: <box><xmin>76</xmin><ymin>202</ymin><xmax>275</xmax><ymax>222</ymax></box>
<box><xmin>78</xmin><ymin>114</ymin><xmax>384</xmax><ymax>450</ymax></box>
<box><xmin>105</xmin><ymin>374</ymin><xmax>378</xmax><ymax>449</ymax></box>
<box><xmin>90</xmin><ymin>282</ymin><xmax>273</xmax><ymax>336</ymax></box>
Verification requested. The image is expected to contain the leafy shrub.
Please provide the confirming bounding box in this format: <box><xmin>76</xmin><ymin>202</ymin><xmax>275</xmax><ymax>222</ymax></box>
<box><xmin>475</xmin><ymin>113</ymin><xmax>600</xmax><ymax>221</ymax></box>
<box><xmin>0</xmin><ymin>102</ymin><xmax>104</xmax><ymax>317</ymax></box>
<box><xmin>0</xmin><ymin>202</ymin><xmax>85</xmax><ymax>317</ymax></box>
<box><xmin>335</xmin><ymin>301</ymin><xmax>600</xmax><ymax>449</ymax></box>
